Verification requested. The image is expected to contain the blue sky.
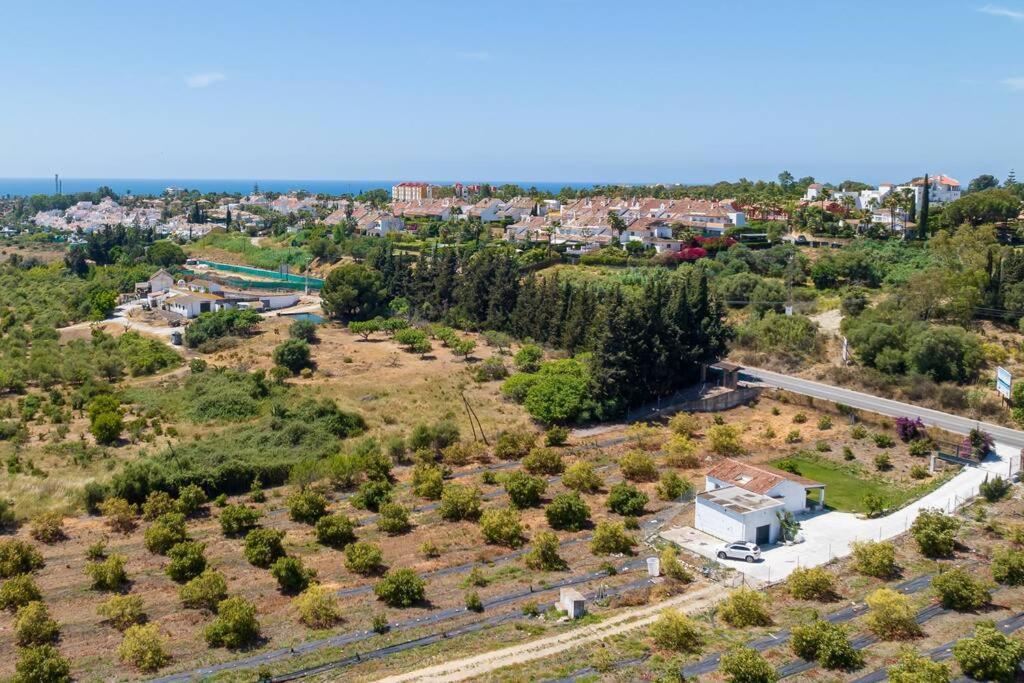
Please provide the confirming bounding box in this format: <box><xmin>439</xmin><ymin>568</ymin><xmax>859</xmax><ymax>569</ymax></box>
<box><xmin>1</xmin><ymin>0</ymin><xmax>1021</xmax><ymax>185</ymax></box>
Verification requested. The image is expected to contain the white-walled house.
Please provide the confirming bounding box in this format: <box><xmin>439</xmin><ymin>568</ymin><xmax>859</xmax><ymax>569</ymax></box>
<box><xmin>694</xmin><ymin>459</ymin><xmax>825</xmax><ymax>546</ymax></box>
<box><xmin>148</xmin><ymin>269</ymin><xmax>175</xmax><ymax>293</ymax></box>
<box><xmin>900</xmin><ymin>174</ymin><xmax>961</xmax><ymax>207</ymax></box>
<box><xmin>695</xmin><ymin>486</ymin><xmax>784</xmax><ymax>545</ymax></box>
<box><xmin>705</xmin><ymin>459</ymin><xmax>825</xmax><ymax>513</ymax></box>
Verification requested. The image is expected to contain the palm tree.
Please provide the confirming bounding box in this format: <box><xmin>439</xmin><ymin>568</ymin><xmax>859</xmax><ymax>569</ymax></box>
<box><xmin>840</xmin><ymin>195</ymin><xmax>856</xmax><ymax>217</ymax></box>
<box><xmin>819</xmin><ymin>186</ymin><xmax>833</xmax><ymax>212</ymax></box>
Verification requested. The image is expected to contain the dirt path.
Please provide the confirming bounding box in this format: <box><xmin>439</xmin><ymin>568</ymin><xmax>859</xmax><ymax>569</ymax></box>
<box><xmin>376</xmin><ymin>583</ymin><xmax>722</xmax><ymax>683</ymax></box>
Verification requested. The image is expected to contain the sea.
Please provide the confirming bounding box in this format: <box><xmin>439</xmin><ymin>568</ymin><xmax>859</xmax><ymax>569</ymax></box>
<box><xmin>0</xmin><ymin>178</ymin><xmax>598</xmax><ymax>198</ymax></box>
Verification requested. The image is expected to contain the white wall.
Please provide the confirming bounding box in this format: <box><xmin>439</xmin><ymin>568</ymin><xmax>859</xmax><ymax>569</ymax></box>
<box><xmin>695</xmin><ymin>501</ymin><xmax>746</xmax><ymax>542</ymax></box>
<box><xmin>765</xmin><ymin>480</ymin><xmax>810</xmax><ymax>513</ymax></box>
<box><xmin>695</xmin><ymin>498</ymin><xmax>782</xmax><ymax>544</ymax></box>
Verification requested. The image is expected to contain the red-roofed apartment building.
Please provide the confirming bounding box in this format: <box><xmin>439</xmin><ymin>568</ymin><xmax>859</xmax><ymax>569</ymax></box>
<box><xmin>392</xmin><ymin>182</ymin><xmax>433</xmax><ymax>202</ymax></box>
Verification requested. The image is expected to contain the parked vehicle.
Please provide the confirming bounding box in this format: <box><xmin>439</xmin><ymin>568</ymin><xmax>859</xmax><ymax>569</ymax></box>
<box><xmin>717</xmin><ymin>541</ymin><xmax>761</xmax><ymax>563</ymax></box>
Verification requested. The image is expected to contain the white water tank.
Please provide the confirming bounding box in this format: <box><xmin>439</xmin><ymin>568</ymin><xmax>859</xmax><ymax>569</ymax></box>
<box><xmin>646</xmin><ymin>556</ymin><xmax>661</xmax><ymax>577</ymax></box>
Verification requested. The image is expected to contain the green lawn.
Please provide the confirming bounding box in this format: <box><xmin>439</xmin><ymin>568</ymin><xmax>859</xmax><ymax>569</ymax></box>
<box><xmin>770</xmin><ymin>454</ymin><xmax>953</xmax><ymax>514</ymax></box>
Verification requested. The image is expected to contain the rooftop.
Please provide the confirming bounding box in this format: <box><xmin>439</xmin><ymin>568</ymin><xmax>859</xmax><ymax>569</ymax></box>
<box><xmin>706</xmin><ymin>458</ymin><xmax>823</xmax><ymax>494</ymax></box>
<box><xmin>697</xmin><ymin>485</ymin><xmax>783</xmax><ymax>513</ymax></box>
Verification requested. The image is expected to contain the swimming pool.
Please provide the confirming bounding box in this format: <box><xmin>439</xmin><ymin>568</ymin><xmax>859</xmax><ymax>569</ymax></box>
<box><xmin>282</xmin><ymin>312</ymin><xmax>327</xmax><ymax>324</ymax></box>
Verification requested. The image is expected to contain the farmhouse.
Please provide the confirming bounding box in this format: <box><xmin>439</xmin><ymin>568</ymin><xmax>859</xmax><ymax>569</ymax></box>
<box><xmin>694</xmin><ymin>459</ymin><xmax>825</xmax><ymax>545</ymax></box>
<box><xmin>695</xmin><ymin>486</ymin><xmax>784</xmax><ymax>545</ymax></box>
<box><xmin>147</xmin><ymin>269</ymin><xmax>175</xmax><ymax>294</ymax></box>
<box><xmin>706</xmin><ymin>459</ymin><xmax>825</xmax><ymax>512</ymax></box>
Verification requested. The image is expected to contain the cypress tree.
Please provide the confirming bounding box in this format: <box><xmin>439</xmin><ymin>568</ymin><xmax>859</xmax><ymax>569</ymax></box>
<box><xmin>919</xmin><ymin>173</ymin><xmax>930</xmax><ymax>239</ymax></box>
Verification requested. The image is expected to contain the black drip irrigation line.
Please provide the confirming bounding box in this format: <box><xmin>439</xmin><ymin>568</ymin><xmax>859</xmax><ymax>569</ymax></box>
<box><xmin>152</xmin><ymin>547</ymin><xmax>659</xmax><ymax>682</ymax></box>
<box><xmin>547</xmin><ymin>571</ymin><xmax>940</xmax><ymax>683</ymax></box>
<box><xmin>153</xmin><ymin>436</ymin><xmax>660</xmax><ymax>682</ymax></box>
<box><xmin>267</xmin><ymin>575</ymin><xmax>657</xmax><ymax>682</ymax></box>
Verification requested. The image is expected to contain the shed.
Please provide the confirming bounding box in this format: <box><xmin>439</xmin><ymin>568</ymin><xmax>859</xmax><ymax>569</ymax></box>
<box><xmin>559</xmin><ymin>588</ymin><xmax>586</xmax><ymax>619</ymax></box>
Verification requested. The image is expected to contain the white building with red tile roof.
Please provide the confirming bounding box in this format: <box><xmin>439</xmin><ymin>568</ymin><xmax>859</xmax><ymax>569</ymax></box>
<box><xmin>705</xmin><ymin>458</ymin><xmax>825</xmax><ymax>513</ymax></box>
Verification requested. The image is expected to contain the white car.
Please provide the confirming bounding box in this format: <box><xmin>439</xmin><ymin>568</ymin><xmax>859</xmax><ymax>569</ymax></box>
<box><xmin>717</xmin><ymin>541</ymin><xmax>761</xmax><ymax>563</ymax></box>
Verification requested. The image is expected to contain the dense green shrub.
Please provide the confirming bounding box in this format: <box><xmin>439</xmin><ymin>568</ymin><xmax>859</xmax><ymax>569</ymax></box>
<box><xmin>287</xmin><ymin>489</ymin><xmax>329</xmax><ymax>523</ymax></box>
<box><xmin>184</xmin><ymin>308</ymin><xmax>261</xmax><ymax>349</ymax></box>
<box><xmin>14</xmin><ymin>601</ymin><xmax>59</xmax><ymax>646</ymax></box>
<box><xmin>787</xmin><ymin>566</ymin><xmax>836</xmax><ymax>601</ymax></box>
<box><xmin>981</xmin><ymin>476</ymin><xmax>1012</xmax><ymax>502</ymax></box>
<box><xmin>166</xmin><ymin>541</ymin><xmax>207</xmax><ymax>583</ymax></box>
<box><xmin>650</xmin><ymin>609</ymin><xmax>703</xmax><ymax>653</ymax></box>
<box><xmin>411</xmin><ymin>464</ymin><xmax>445</xmax><ymax>499</ymax></box>
<box><xmin>992</xmin><ymin>547</ymin><xmax>1024</xmax><ymax>585</ymax></box>
<box><xmin>606</xmin><ymin>483</ymin><xmax>648</xmax><ymax>517</ymax></box>
<box><xmin>1</xmin><ymin>574</ymin><xmax>42</xmax><ymax>611</ymax></box>
<box><xmin>377</xmin><ymin>503</ymin><xmax>411</xmax><ymax>534</ymax></box>
<box><xmin>144</xmin><ymin>512</ymin><xmax>188</xmax><ymax>555</ymax></box>
<box><xmin>504</xmin><ymin>472</ymin><xmax>547</xmax><ymax>508</ymax></box>
<box><xmin>524</xmin><ymin>531</ymin><xmax>567</xmax><ymax>571</ymax></box>
<box><xmin>493</xmin><ymin>427</ymin><xmax>536</xmax><ymax>460</ymax></box>
<box><xmin>618</xmin><ymin>450</ymin><xmax>658</xmax><ymax>482</ymax></box>
<box><xmin>86</xmin><ymin>554</ymin><xmax>128</xmax><ymax>591</ymax></box>
<box><xmin>142</xmin><ymin>491</ymin><xmax>177</xmax><ymax>521</ymax></box>
<box><xmin>562</xmin><ymin>461</ymin><xmax>603</xmax><ymax>493</ymax></box>
<box><xmin>718</xmin><ymin>588</ymin><xmax>771</xmax><ymax>627</ymax></box>
<box><xmin>374</xmin><ymin>568</ymin><xmax>426</xmax><ymax>607</ymax></box>
<box><xmin>270</xmin><ymin>556</ymin><xmax>316</xmax><ymax>594</ymax></box>
<box><xmin>273</xmin><ymin>339</ymin><xmax>313</xmax><ymax>374</ymax></box>
<box><xmin>98</xmin><ymin>594</ymin><xmax>146</xmax><ymax>630</ymax></box>
<box><xmin>345</xmin><ymin>541</ymin><xmax>383</xmax><ymax>575</ymax></box>
<box><xmin>315</xmin><ymin>513</ymin><xmax>357</xmax><ymax>548</ymax></box>
<box><xmin>911</xmin><ymin>509</ymin><xmax>959</xmax><ymax>557</ymax></box>
<box><xmin>479</xmin><ymin>507</ymin><xmax>527</xmax><ymax>548</ymax></box>
<box><xmin>0</xmin><ymin>540</ymin><xmax>44</xmax><ymax>577</ymax></box>
<box><xmin>175</xmin><ymin>484</ymin><xmax>208</xmax><ymax>516</ymax></box>
<box><xmin>851</xmin><ymin>540</ymin><xmax>897</xmax><ymax>578</ymax></box>
<box><xmin>545</xmin><ymin>492</ymin><xmax>591</xmax><ymax>531</ymax></box>
<box><xmin>204</xmin><ymin>596</ymin><xmax>261</xmax><ymax>649</ymax></box>
<box><xmin>522</xmin><ymin>447</ymin><xmax>564</xmax><ymax>475</ymax></box>
<box><xmin>590</xmin><ymin>521</ymin><xmax>635</xmax><ymax>555</ymax></box>
<box><xmin>439</xmin><ymin>484</ymin><xmax>482</xmax><ymax>521</ymax></box>
<box><xmin>118</xmin><ymin>623</ymin><xmax>170</xmax><ymax>672</ymax></box>
<box><xmin>865</xmin><ymin>588</ymin><xmax>921</xmax><ymax>639</ymax></box>
<box><xmin>219</xmin><ymin>504</ymin><xmax>262</xmax><ymax>536</ymax></box>
<box><xmin>791</xmin><ymin>620</ymin><xmax>863</xmax><ymax>670</ymax></box>
<box><xmin>243</xmin><ymin>528</ymin><xmax>286</xmax><ymax>568</ymax></box>
<box><xmin>289</xmin><ymin>319</ymin><xmax>318</xmax><ymax>343</ymax></box>
<box><xmin>886</xmin><ymin>648</ymin><xmax>950</xmax><ymax>683</ymax></box>
<box><xmin>720</xmin><ymin>646</ymin><xmax>778</xmax><ymax>683</ymax></box>
<box><xmin>13</xmin><ymin>644</ymin><xmax>71</xmax><ymax>683</ymax></box>
<box><xmin>932</xmin><ymin>567</ymin><xmax>990</xmax><ymax>611</ymax></box>
<box><xmin>351</xmin><ymin>479</ymin><xmax>393</xmax><ymax>512</ymax></box>
<box><xmin>294</xmin><ymin>585</ymin><xmax>342</xmax><ymax>628</ymax></box>
<box><xmin>953</xmin><ymin>622</ymin><xmax>1024</xmax><ymax>682</ymax></box>
<box><xmin>179</xmin><ymin>570</ymin><xmax>228</xmax><ymax>611</ymax></box>
<box><xmin>657</xmin><ymin>471</ymin><xmax>693</xmax><ymax>501</ymax></box>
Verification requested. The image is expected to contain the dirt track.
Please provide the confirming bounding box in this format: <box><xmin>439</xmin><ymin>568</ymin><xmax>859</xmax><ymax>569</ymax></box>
<box><xmin>376</xmin><ymin>583</ymin><xmax>721</xmax><ymax>683</ymax></box>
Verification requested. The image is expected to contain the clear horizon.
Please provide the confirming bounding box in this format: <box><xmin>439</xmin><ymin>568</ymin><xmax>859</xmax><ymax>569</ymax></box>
<box><xmin>1</xmin><ymin>1</ymin><xmax>1022</xmax><ymax>185</ymax></box>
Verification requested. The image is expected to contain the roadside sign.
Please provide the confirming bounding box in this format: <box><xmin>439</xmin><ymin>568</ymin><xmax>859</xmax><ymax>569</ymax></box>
<box><xmin>997</xmin><ymin>366</ymin><xmax>1012</xmax><ymax>399</ymax></box>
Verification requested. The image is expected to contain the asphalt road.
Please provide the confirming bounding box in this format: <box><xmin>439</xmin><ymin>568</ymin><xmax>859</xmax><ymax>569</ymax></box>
<box><xmin>742</xmin><ymin>367</ymin><xmax>1024</xmax><ymax>449</ymax></box>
